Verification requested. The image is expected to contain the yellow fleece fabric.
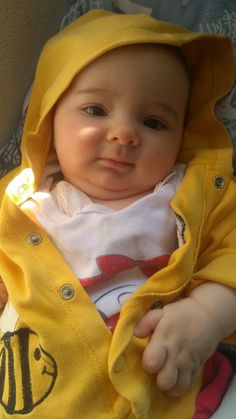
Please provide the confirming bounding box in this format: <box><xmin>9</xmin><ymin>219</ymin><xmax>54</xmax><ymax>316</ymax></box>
<box><xmin>0</xmin><ymin>9</ymin><xmax>236</xmax><ymax>418</ymax></box>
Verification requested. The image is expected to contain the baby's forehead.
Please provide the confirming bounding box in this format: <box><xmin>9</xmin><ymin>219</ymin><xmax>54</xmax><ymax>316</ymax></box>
<box><xmin>67</xmin><ymin>43</ymin><xmax>189</xmax><ymax>91</ymax></box>
<box><xmin>54</xmin><ymin>42</ymin><xmax>189</xmax><ymax>123</ymax></box>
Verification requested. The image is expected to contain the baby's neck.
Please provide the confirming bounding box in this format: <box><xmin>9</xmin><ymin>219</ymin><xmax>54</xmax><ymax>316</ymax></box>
<box><xmin>91</xmin><ymin>190</ymin><xmax>153</xmax><ymax>210</ymax></box>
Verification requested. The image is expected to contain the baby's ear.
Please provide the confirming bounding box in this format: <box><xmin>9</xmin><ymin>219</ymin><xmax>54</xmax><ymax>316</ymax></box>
<box><xmin>0</xmin><ymin>279</ymin><xmax>8</xmax><ymax>310</ymax></box>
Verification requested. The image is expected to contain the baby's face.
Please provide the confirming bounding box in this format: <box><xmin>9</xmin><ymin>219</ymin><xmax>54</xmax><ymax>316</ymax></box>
<box><xmin>53</xmin><ymin>44</ymin><xmax>189</xmax><ymax>201</ymax></box>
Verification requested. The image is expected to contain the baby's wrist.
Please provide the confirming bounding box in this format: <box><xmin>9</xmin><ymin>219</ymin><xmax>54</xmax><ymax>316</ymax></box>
<box><xmin>189</xmin><ymin>282</ymin><xmax>236</xmax><ymax>340</ymax></box>
<box><xmin>188</xmin><ymin>294</ymin><xmax>226</xmax><ymax>342</ymax></box>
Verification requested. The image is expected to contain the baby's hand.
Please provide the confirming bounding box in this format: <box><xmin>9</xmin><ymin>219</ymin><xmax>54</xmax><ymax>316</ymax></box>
<box><xmin>134</xmin><ymin>298</ymin><xmax>222</xmax><ymax>396</ymax></box>
<box><xmin>0</xmin><ymin>281</ymin><xmax>8</xmax><ymax>310</ymax></box>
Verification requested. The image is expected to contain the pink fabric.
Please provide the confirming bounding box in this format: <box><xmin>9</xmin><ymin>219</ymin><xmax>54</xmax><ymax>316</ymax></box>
<box><xmin>193</xmin><ymin>351</ymin><xmax>233</xmax><ymax>419</ymax></box>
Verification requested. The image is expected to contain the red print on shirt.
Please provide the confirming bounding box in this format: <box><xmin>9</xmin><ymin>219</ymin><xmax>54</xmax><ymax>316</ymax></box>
<box><xmin>80</xmin><ymin>254</ymin><xmax>170</xmax><ymax>287</ymax></box>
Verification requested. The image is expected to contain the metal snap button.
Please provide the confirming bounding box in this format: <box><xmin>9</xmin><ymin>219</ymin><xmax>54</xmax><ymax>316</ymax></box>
<box><xmin>213</xmin><ymin>176</ymin><xmax>225</xmax><ymax>189</ymax></box>
<box><xmin>151</xmin><ymin>300</ymin><xmax>164</xmax><ymax>310</ymax></box>
<box><xmin>27</xmin><ymin>232</ymin><xmax>42</xmax><ymax>246</ymax></box>
<box><xmin>60</xmin><ymin>284</ymin><xmax>74</xmax><ymax>300</ymax></box>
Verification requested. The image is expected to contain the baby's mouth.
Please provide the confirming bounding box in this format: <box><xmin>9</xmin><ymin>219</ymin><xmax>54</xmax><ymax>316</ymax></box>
<box><xmin>99</xmin><ymin>156</ymin><xmax>134</xmax><ymax>168</ymax></box>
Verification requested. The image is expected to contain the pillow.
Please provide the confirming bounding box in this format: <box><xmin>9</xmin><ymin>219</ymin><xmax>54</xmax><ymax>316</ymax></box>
<box><xmin>0</xmin><ymin>0</ymin><xmax>235</xmax><ymax>177</ymax></box>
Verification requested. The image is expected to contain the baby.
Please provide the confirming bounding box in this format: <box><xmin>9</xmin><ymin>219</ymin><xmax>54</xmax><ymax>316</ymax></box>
<box><xmin>0</xmin><ymin>10</ymin><xmax>236</xmax><ymax>419</ymax></box>
<box><xmin>52</xmin><ymin>43</ymin><xmax>235</xmax><ymax>396</ymax></box>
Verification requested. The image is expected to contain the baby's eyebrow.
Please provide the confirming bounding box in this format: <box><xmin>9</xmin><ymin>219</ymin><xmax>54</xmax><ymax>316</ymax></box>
<box><xmin>153</xmin><ymin>102</ymin><xmax>179</xmax><ymax>119</ymax></box>
<box><xmin>75</xmin><ymin>87</ymin><xmax>109</xmax><ymax>95</ymax></box>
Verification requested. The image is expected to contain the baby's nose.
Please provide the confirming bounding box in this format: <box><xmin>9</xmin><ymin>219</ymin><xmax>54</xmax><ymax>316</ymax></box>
<box><xmin>107</xmin><ymin>120</ymin><xmax>139</xmax><ymax>146</ymax></box>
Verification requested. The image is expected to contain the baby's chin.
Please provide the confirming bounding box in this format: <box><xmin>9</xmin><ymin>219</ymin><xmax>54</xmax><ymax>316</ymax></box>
<box><xmin>66</xmin><ymin>176</ymin><xmax>156</xmax><ymax>208</ymax></box>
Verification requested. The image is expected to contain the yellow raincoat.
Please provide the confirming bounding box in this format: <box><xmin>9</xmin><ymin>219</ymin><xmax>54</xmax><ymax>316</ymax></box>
<box><xmin>0</xmin><ymin>10</ymin><xmax>236</xmax><ymax>419</ymax></box>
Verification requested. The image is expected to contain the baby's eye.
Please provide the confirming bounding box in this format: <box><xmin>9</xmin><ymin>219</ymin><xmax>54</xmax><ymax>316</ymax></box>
<box><xmin>83</xmin><ymin>105</ymin><xmax>107</xmax><ymax>116</ymax></box>
<box><xmin>143</xmin><ymin>118</ymin><xmax>166</xmax><ymax>130</ymax></box>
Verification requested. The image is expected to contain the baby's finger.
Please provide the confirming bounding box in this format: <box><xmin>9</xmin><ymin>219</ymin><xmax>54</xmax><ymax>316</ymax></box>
<box><xmin>142</xmin><ymin>340</ymin><xmax>167</xmax><ymax>373</ymax></box>
<box><xmin>156</xmin><ymin>362</ymin><xmax>178</xmax><ymax>392</ymax></box>
<box><xmin>134</xmin><ymin>309</ymin><xmax>163</xmax><ymax>337</ymax></box>
<box><xmin>165</xmin><ymin>369</ymin><xmax>192</xmax><ymax>397</ymax></box>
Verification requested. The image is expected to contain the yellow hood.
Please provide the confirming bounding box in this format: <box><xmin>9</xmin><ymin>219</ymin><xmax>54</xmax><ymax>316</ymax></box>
<box><xmin>4</xmin><ymin>9</ymin><xmax>236</xmax><ymax>191</ymax></box>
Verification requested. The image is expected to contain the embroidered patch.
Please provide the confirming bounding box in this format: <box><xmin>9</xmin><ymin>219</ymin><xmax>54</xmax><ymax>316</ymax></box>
<box><xmin>0</xmin><ymin>328</ymin><xmax>57</xmax><ymax>415</ymax></box>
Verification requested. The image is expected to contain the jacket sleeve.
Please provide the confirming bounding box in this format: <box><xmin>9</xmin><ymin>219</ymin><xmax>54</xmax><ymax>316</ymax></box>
<box><xmin>191</xmin><ymin>175</ymin><xmax>236</xmax><ymax>288</ymax></box>
<box><xmin>189</xmin><ymin>175</ymin><xmax>236</xmax><ymax>342</ymax></box>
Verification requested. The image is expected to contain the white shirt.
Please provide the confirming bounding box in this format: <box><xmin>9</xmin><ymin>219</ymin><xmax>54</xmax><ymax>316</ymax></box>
<box><xmin>29</xmin><ymin>164</ymin><xmax>185</xmax><ymax>328</ymax></box>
